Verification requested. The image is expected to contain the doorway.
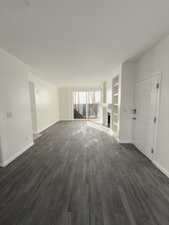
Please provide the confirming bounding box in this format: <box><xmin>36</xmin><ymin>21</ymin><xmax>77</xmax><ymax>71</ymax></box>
<box><xmin>133</xmin><ymin>74</ymin><xmax>161</xmax><ymax>161</ymax></box>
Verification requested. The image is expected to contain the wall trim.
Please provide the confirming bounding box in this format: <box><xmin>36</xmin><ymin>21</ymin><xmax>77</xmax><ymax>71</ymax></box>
<box><xmin>37</xmin><ymin>120</ymin><xmax>59</xmax><ymax>133</ymax></box>
<box><xmin>119</xmin><ymin>138</ymin><xmax>133</xmax><ymax>144</ymax></box>
<box><xmin>0</xmin><ymin>142</ymin><xmax>34</xmax><ymax>167</ymax></box>
<box><xmin>133</xmin><ymin>144</ymin><xmax>169</xmax><ymax>179</ymax></box>
<box><xmin>59</xmin><ymin>119</ymin><xmax>92</xmax><ymax>122</ymax></box>
<box><xmin>153</xmin><ymin>161</ymin><xmax>169</xmax><ymax>179</ymax></box>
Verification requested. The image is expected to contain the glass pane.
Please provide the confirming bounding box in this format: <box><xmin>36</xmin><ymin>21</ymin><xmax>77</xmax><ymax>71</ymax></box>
<box><xmin>73</xmin><ymin>91</ymin><xmax>87</xmax><ymax>119</ymax></box>
<box><xmin>87</xmin><ymin>91</ymin><xmax>101</xmax><ymax>119</ymax></box>
<box><xmin>73</xmin><ymin>90</ymin><xmax>101</xmax><ymax>120</ymax></box>
<box><xmin>88</xmin><ymin>103</ymin><xmax>99</xmax><ymax>119</ymax></box>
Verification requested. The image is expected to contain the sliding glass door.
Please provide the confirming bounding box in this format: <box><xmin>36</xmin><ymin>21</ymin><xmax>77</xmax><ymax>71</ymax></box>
<box><xmin>73</xmin><ymin>91</ymin><xmax>87</xmax><ymax>119</ymax></box>
<box><xmin>87</xmin><ymin>91</ymin><xmax>101</xmax><ymax>119</ymax></box>
<box><xmin>73</xmin><ymin>90</ymin><xmax>101</xmax><ymax>120</ymax></box>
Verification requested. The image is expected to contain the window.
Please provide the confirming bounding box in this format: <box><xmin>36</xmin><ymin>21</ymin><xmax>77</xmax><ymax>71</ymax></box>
<box><xmin>73</xmin><ymin>90</ymin><xmax>101</xmax><ymax>119</ymax></box>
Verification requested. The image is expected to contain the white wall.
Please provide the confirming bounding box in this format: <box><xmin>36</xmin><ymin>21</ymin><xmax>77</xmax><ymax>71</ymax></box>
<box><xmin>106</xmin><ymin>80</ymin><xmax>112</xmax><ymax>104</ymax></box>
<box><xmin>119</xmin><ymin>61</ymin><xmax>135</xmax><ymax>143</ymax></box>
<box><xmin>0</xmin><ymin>49</ymin><xmax>59</xmax><ymax>167</ymax></box>
<box><xmin>29</xmin><ymin>81</ymin><xmax>38</xmax><ymax>134</ymax></box>
<box><xmin>29</xmin><ymin>75</ymin><xmax>59</xmax><ymax>133</ymax></box>
<box><xmin>0</xmin><ymin>49</ymin><xmax>33</xmax><ymax>166</ymax></box>
<box><xmin>103</xmin><ymin>63</ymin><xmax>135</xmax><ymax>142</ymax></box>
<box><xmin>102</xmin><ymin>82</ymin><xmax>106</xmax><ymax>104</ymax></box>
<box><xmin>58</xmin><ymin>87</ymin><xmax>73</xmax><ymax>121</ymax></box>
<box><xmin>101</xmin><ymin>82</ymin><xmax>107</xmax><ymax>125</ymax></box>
<box><xmin>135</xmin><ymin>35</ymin><xmax>169</xmax><ymax>175</ymax></box>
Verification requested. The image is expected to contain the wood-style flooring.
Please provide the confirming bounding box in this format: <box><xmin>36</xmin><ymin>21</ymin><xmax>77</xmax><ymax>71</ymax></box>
<box><xmin>0</xmin><ymin>121</ymin><xmax>169</xmax><ymax>225</ymax></box>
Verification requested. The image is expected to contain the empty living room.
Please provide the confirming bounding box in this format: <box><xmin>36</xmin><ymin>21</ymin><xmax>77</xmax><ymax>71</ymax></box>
<box><xmin>0</xmin><ymin>0</ymin><xmax>169</xmax><ymax>224</ymax></box>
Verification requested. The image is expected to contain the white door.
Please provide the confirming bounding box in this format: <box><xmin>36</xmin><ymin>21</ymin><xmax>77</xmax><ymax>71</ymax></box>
<box><xmin>133</xmin><ymin>74</ymin><xmax>161</xmax><ymax>161</ymax></box>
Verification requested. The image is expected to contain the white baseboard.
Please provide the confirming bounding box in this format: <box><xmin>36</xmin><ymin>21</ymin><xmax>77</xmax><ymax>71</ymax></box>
<box><xmin>59</xmin><ymin>119</ymin><xmax>73</xmax><ymax>121</ymax></box>
<box><xmin>37</xmin><ymin>120</ymin><xmax>59</xmax><ymax>133</ymax></box>
<box><xmin>112</xmin><ymin>134</ymin><xmax>131</xmax><ymax>143</ymax></box>
<box><xmin>0</xmin><ymin>142</ymin><xmax>34</xmax><ymax>167</ymax></box>
<box><xmin>133</xmin><ymin>144</ymin><xmax>169</xmax><ymax>179</ymax></box>
<box><xmin>119</xmin><ymin>139</ymin><xmax>133</xmax><ymax>144</ymax></box>
<box><xmin>153</xmin><ymin>161</ymin><xmax>169</xmax><ymax>179</ymax></box>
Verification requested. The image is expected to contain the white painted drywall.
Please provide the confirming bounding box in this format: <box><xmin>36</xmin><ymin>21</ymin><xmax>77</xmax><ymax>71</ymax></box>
<box><xmin>59</xmin><ymin>87</ymin><xmax>73</xmax><ymax>121</ymax></box>
<box><xmin>106</xmin><ymin>80</ymin><xmax>112</xmax><ymax>105</ymax></box>
<box><xmin>135</xmin><ymin>35</ymin><xmax>169</xmax><ymax>174</ymax></box>
<box><xmin>0</xmin><ymin>49</ymin><xmax>59</xmax><ymax>166</ymax></box>
<box><xmin>29</xmin><ymin>75</ymin><xmax>59</xmax><ymax>133</ymax></box>
<box><xmin>119</xmin><ymin>61</ymin><xmax>136</xmax><ymax>143</ymax></box>
<box><xmin>0</xmin><ymin>48</ymin><xmax>33</xmax><ymax>166</ymax></box>
<box><xmin>102</xmin><ymin>64</ymin><xmax>135</xmax><ymax>143</ymax></box>
<box><xmin>29</xmin><ymin>81</ymin><xmax>38</xmax><ymax>134</ymax></box>
<box><xmin>101</xmin><ymin>82</ymin><xmax>107</xmax><ymax>125</ymax></box>
<box><xmin>102</xmin><ymin>82</ymin><xmax>107</xmax><ymax>104</ymax></box>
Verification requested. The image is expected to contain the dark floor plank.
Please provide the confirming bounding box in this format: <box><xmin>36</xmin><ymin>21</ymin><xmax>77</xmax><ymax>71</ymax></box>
<box><xmin>0</xmin><ymin>121</ymin><xmax>169</xmax><ymax>225</ymax></box>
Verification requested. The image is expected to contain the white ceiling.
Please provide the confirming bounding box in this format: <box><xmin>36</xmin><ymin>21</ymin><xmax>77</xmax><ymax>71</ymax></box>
<box><xmin>0</xmin><ymin>0</ymin><xmax>169</xmax><ymax>86</ymax></box>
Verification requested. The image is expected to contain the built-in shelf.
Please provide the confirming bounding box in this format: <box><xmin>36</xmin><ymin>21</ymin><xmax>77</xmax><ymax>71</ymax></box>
<box><xmin>113</xmin><ymin>93</ymin><xmax>119</xmax><ymax>97</ymax></box>
<box><xmin>108</xmin><ymin>103</ymin><xmax>112</xmax><ymax>107</ymax></box>
<box><xmin>102</xmin><ymin>103</ymin><xmax>107</xmax><ymax>107</ymax></box>
<box><xmin>113</xmin><ymin>122</ymin><xmax>118</xmax><ymax>126</ymax></box>
<box><xmin>113</xmin><ymin>83</ymin><xmax>119</xmax><ymax>88</ymax></box>
<box><xmin>112</xmin><ymin>75</ymin><xmax>120</xmax><ymax>135</ymax></box>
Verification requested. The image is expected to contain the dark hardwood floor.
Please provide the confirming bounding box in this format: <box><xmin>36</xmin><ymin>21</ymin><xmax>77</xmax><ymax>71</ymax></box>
<box><xmin>0</xmin><ymin>121</ymin><xmax>169</xmax><ymax>225</ymax></box>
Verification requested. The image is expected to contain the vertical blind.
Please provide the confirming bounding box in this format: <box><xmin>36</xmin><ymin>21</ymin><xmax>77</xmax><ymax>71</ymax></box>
<box><xmin>73</xmin><ymin>90</ymin><xmax>101</xmax><ymax>105</ymax></box>
<box><xmin>73</xmin><ymin>88</ymin><xmax>101</xmax><ymax>119</ymax></box>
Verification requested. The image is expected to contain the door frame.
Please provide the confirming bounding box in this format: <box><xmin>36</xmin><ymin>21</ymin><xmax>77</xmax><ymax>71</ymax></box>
<box><xmin>152</xmin><ymin>73</ymin><xmax>161</xmax><ymax>161</ymax></box>
<box><xmin>134</xmin><ymin>72</ymin><xmax>162</xmax><ymax>162</ymax></box>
